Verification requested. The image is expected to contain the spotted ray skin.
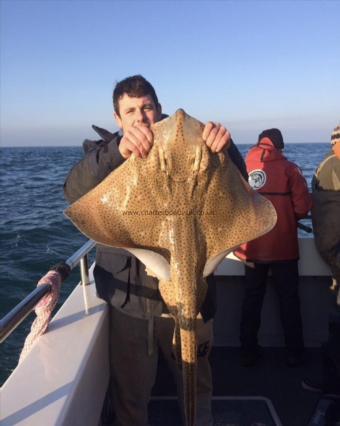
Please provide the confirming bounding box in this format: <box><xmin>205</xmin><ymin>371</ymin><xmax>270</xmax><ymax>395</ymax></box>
<box><xmin>65</xmin><ymin>109</ymin><xmax>277</xmax><ymax>426</ymax></box>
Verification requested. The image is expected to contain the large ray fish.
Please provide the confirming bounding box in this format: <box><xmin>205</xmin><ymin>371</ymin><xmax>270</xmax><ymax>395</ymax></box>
<box><xmin>65</xmin><ymin>109</ymin><xmax>276</xmax><ymax>426</ymax></box>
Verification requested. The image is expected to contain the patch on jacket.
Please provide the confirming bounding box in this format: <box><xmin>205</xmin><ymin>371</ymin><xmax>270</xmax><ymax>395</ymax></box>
<box><xmin>249</xmin><ymin>169</ymin><xmax>267</xmax><ymax>190</ymax></box>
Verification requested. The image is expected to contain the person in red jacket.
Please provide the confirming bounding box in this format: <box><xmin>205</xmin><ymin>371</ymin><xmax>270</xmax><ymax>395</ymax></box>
<box><xmin>235</xmin><ymin>128</ymin><xmax>311</xmax><ymax>367</ymax></box>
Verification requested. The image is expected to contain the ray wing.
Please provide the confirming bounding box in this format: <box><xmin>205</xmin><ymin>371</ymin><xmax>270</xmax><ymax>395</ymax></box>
<box><xmin>199</xmin><ymin>155</ymin><xmax>277</xmax><ymax>275</ymax></box>
<box><xmin>65</xmin><ymin>149</ymin><xmax>171</xmax><ymax>257</ymax></box>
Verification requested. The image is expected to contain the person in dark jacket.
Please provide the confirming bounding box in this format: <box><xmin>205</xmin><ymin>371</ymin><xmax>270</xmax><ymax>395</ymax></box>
<box><xmin>312</xmin><ymin>125</ymin><xmax>340</xmax><ymax>277</ymax></box>
<box><xmin>302</xmin><ymin>125</ymin><xmax>340</xmax><ymax>399</ymax></box>
<box><xmin>64</xmin><ymin>74</ymin><xmax>247</xmax><ymax>426</ymax></box>
<box><xmin>235</xmin><ymin>128</ymin><xmax>311</xmax><ymax>367</ymax></box>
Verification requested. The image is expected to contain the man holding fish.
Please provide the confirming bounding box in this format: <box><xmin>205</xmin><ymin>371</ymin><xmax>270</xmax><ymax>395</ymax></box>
<box><xmin>64</xmin><ymin>75</ymin><xmax>247</xmax><ymax>426</ymax></box>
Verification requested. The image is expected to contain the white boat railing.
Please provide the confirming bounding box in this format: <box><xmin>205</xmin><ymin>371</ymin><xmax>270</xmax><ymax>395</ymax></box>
<box><xmin>0</xmin><ymin>239</ymin><xmax>96</xmax><ymax>343</ymax></box>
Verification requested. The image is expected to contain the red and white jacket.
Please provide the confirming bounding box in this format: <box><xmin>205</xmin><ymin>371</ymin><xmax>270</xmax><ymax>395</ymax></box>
<box><xmin>235</xmin><ymin>138</ymin><xmax>312</xmax><ymax>262</ymax></box>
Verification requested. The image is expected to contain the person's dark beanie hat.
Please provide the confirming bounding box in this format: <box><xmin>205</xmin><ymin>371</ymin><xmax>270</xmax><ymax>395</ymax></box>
<box><xmin>258</xmin><ymin>128</ymin><xmax>284</xmax><ymax>150</ymax></box>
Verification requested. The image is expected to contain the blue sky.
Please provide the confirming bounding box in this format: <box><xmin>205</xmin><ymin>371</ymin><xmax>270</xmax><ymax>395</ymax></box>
<box><xmin>1</xmin><ymin>0</ymin><xmax>339</xmax><ymax>146</ymax></box>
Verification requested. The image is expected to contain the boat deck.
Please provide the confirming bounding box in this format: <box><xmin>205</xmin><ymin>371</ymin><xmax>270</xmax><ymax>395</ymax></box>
<box><xmin>3</xmin><ymin>239</ymin><xmax>337</xmax><ymax>426</ymax></box>
<box><xmin>152</xmin><ymin>347</ymin><xmax>325</xmax><ymax>426</ymax></box>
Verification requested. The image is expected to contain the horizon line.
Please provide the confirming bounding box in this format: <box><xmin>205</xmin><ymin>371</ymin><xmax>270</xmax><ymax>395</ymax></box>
<box><xmin>0</xmin><ymin>141</ymin><xmax>330</xmax><ymax>149</ymax></box>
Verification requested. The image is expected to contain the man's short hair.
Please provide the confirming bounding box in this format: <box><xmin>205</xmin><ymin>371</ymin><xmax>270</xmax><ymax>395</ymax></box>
<box><xmin>113</xmin><ymin>75</ymin><xmax>159</xmax><ymax>116</ymax></box>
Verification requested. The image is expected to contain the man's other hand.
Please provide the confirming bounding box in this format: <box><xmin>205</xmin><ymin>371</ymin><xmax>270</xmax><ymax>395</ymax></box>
<box><xmin>203</xmin><ymin>122</ymin><xmax>231</xmax><ymax>153</ymax></box>
<box><xmin>119</xmin><ymin>123</ymin><xmax>154</xmax><ymax>159</ymax></box>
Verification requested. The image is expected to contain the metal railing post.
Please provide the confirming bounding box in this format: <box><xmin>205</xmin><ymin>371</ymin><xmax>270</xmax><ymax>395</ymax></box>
<box><xmin>80</xmin><ymin>255</ymin><xmax>90</xmax><ymax>286</ymax></box>
<box><xmin>80</xmin><ymin>255</ymin><xmax>90</xmax><ymax>314</ymax></box>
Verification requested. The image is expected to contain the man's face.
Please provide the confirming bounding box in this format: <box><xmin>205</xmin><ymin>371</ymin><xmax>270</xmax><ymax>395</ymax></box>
<box><xmin>332</xmin><ymin>142</ymin><xmax>340</xmax><ymax>159</ymax></box>
<box><xmin>114</xmin><ymin>94</ymin><xmax>161</xmax><ymax>134</ymax></box>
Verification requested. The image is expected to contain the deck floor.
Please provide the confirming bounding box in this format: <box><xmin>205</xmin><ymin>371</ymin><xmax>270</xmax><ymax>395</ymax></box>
<box><xmin>152</xmin><ymin>347</ymin><xmax>327</xmax><ymax>426</ymax></box>
<box><xmin>149</xmin><ymin>397</ymin><xmax>280</xmax><ymax>426</ymax></box>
